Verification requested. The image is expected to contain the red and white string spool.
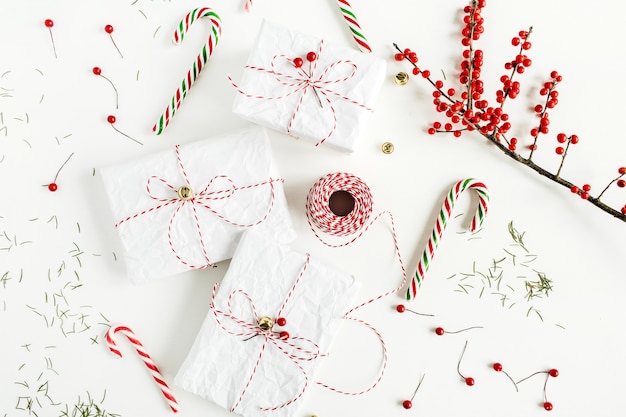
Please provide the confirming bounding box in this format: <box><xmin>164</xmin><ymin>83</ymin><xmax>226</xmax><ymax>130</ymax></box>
<box><xmin>305</xmin><ymin>172</ymin><xmax>406</xmax><ymax>313</ymax></box>
<box><xmin>106</xmin><ymin>325</ymin><xmax>180</xmax><ymax>413</ymax></box>
<box><xmin>304</xmin><ymin>172</ymin><xmax>406</xmax><ymax>395</ymax></box>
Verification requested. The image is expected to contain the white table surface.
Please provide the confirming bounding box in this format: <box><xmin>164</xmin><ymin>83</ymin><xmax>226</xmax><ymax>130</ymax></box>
<box><xmin>1</xmin><ymin>1</ymin><xmax>625</xmax><ymax>416</ymax></box>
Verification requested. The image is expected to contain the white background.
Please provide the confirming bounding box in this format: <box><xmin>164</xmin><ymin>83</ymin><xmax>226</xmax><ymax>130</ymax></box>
<box><xmin>1</xmin><ymin>1</ymin><xmax>625</xmax><ymax>416</ymax></box>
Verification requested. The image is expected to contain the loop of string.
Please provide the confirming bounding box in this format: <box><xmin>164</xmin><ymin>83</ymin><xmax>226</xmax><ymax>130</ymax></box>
<box><xmin>115</xmin><ymin>144</ymin><xmax>282</xmax><ymax>269</ymax></box>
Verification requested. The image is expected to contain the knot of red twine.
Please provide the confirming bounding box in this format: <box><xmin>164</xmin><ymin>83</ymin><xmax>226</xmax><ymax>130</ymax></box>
<box><xmin>115</xmin><ymin>144</ymin><xmax>281</xmax><ymax>269</ymax></box>
<box><xmin>230</xmin><ymin>39</ymin><xmax>372</xmax><ymax>146</ymax></box>
<box><xmin>210</xmin><ymin>254</ymin><xmax>323</xmax><ymax>413</ymax></box>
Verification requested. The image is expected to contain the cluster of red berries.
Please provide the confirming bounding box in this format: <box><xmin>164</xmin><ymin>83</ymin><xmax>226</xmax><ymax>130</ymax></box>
<box><xmin>618</xmin><ymin>167</ymin><xmax>626</xmax><ymax>214</ymax></box>
<box><xmin>461</xmin><ymin>1</ymin><xmax>486</xmax><ymax>45</ymax></box>
<box><xmin>393</xmin><ymin>47</ymin><xmax>428</xmax><ymax>78</ymax></box>
<box><xmin>528</xmin><ymin>73</ymin><xmax>561</xmax><ymax>143</ymax></box>
<box><xmin>555</xmin><ymin>132</ymin><xmax>578</xmax><ymax>155</ymax></box>
<box><xmin>293</xmin><ymin>51</ymin><xmax>318</xmax><ymax>68</ymax></box>
<box><xmin>504</xmin><ymin>30</ymin><xmax>533</xmax><ymax>75</ymax></box>
<box><xmin>570</xmin><ymin>183</ymin><xmax>592</xmax><ymax>200</ymax></box>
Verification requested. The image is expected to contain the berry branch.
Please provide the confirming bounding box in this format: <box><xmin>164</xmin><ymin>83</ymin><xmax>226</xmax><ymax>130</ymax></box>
<box><xmin>393</xmin><ymin>0</ymin><xmax>626</xmax><ymax>223</ymax></box>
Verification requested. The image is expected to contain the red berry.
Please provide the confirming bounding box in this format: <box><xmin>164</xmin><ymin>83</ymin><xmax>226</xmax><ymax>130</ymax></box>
<box><xmin>45</xmin><ymin>19</ymin><xmax>54</xmax><ymax>27</ymax></box>
<box><xmin>548</xmin><ymin>368</ymin><xmax>559</xmax><ymax>378</ymax></box>
<box><xmin>581</xmin><ymin>192</ymin><xmax>590</xmax><ymax>200</ymax></box>
<box><xmin>622</xmin><ymin>206</ymin><xmax>626</xmax><ymax>215</ymax></box>
<box><xmin>453</xmin><ymin>130</ymin><xmax>462</xmax><ymax>138</ymax></box>
<box><xmin>107</xmin><ymin>115</ymin><xmax>116</xmax><ymax>124</ymax></box>
<box><xmin>306</xmin><ymin>51</ymin><xmax>317</xmax><ymax>62</ymax></box>
<box><xmin>279</xmin><ymin>331</ymin><xmax>289</xmax><ymax>340</ymax></box>
<box><xmin>276</xmin><ymin>317</ymin><xmax>287</xmax><ymax>326</ymax></box>
<box><xmin>92</xmin><ymin>66</ymin><xmax>102</xmax><ymax>75</ymax></box>
<box><xmin>293</xmin><ymin>57</ymin><xmax>303</xmax><ymax>68</ymax></box>
<box><xmin>570</xmin><ymin>135</ymin><xmax>579</xmax><ymax>144</ymax></box>
<box><xmin>544</xmin><ymin>402</ymin><xmax>553</xmax><ymax>411</ymax></box>
<box><xmin>570</xmin><ymin>186</ymin><xmax>579</xmax><ymax>193</ymax></box>
<box><xmin>412</xmin><ymin>67</ymin><xmax>420</xmax><ymax>75</ymax></box>
<box><xmin>617</xmin><ymin>180</ymin><xmax>626</xmax><ymax>188</ymax></box>
<box><xmin>511</xmin><ymin>37</ymin><xmax>520</xmax><ymax>46</ymax></box>
<box><xmin>465</xmin><ymin>377</ymin><xmax>475</xmax><ymax>386</ymax></box>
<box><xmin>555</xmin><ymin>147</ymin><xmax>564</xmax><ymax>155</ymax></box>
<box><xmin>493</xmin><ymin>363</ymin><xmax>503</xmax><ymax>372</ymax></box>
<box><xmin>394</xmin><ymin>53</ymin><xmax>404</xmax><ymax>61</ymax></box>
<box><xmin>427</xmin><ymin>127</ymin><xmax>436</xmax><ymax>135</ymax></box>
<box><xmin>550</xmin><ymin>71</ymin><xmax>559</xmax><ymax>79</ymax></box>
<box><xmin>421</xmin><ymin>70</ymin><xmax>431</xmax><ymax>78</ymax></box>
<box><xmin>583</xmin><ymin>184</ymin><xmax>591</xmax><ymax>192</ymax></box>
<box><xmin>402</xmin><ymin>400</ymin><xmax>412</xmax><ymax>409</ymax></box>
<box><xmin>435</xmin><ymin>327</ymin><xmax>444</xmax><ymax>335</ymax></box>
<box><xmin>619</xmin><ymin>167</ymin><xmax>626</xmax><ymax>174</ymax></box>
<box><xmin>396</xmin><ymin>304</ymin><xmax>406</xmax><ymax>313</ymax></box>
<box><xmin>556</xmin><ymin>133</ymin><xmax>567</xmax><ymax>143</ymax></box>
<box><xmin>534</xmin><ymin>104</ymin><xmax>543</xmax><ymax>113</ymax></box>
<box><xmin>105</xmin><ymin>24</ymin><xmax>114</xmax><ymax>34</ymax></box>
<box><xmin>522</xmin><ymin>41</ymin><xmax>532</xmax><ymax>50</ymax></box>
<box><xmin>48</xmin><ymin>183</ymin><xmax>58</xmax><ymax>192</ymax></box>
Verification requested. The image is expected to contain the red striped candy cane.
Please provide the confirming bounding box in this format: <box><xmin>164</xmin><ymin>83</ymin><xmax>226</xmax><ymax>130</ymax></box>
<box><xmin>406</xmin><ymin>178</ymin><xmax>489</xmax><ymax>300</ymax></box>
<box><xmin>106</xmin><ymin>325</ymin><xmax>180</xmax><ymax>413</ymax></box>
<box><xmin>153</xmin><ymin>8</ymin><xmax>222</xmax><ymax>135</ymax></box>
<box><xmin>337</xmin><ymin>0</ymin><xmax>372</xmax><ymax>53</ymax></box>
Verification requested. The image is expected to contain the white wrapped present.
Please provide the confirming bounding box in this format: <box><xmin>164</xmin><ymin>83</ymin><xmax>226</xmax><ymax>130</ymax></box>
<box><xmin>231</xmin><ymin>20</ymin><xmax>386</xmax><ymax>153</ymax></box>
<box><xmin>175</xmin><ymin>230</ymin><xmax>360</xmax><ymax>417</ymax></box>
<box><xmin>100</xmin><ymin>127</ymin><xmax>295</xmax><ymax>284</ymax></box>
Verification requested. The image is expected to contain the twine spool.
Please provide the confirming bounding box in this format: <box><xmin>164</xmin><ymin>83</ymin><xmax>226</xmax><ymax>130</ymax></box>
<box><xmin>305</xmin><ymin>172</ymin><xmax>373</xmax><ymax>240</ymax></box>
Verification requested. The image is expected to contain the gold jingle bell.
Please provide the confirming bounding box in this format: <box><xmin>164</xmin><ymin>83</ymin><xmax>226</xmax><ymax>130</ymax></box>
<box><xmin>257</xmin><ymin>316</ymin><xmax>274</xmax><ymax>331</ymax></box>
<box><xmin>394</xmin><ymin>72</ymin><xmax>409</xmax><ymax>86</ymax></box>
<box><xmin>177</xmin><ymin>184</ymin><xmax>193</xmax><ymax>200</ymax></box>
<box><xmin>381</xmin><ymin>142</ymin><xmax>394</xmax><ymax>154</ymax></box>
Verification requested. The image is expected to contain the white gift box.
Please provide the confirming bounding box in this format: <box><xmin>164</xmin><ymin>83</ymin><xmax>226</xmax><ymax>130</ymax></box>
<box><xmin>175</xmin><ymin>230</ymin><xmax>360</xmax><ymax>417</ymax></box>
<box><xmin>100</xmin><ymin>127</ymin><xmax>295</xmax><ymax>284</ymax></box>
<box><xmin>231</xmin><ymin>20</ymin><xmax>386</xmax><ymax>153</ymax></box>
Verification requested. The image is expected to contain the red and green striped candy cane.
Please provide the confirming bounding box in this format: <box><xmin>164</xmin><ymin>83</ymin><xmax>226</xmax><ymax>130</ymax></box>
<box><xmin>153</xmin><ymin>8</ymin><xmax>222</xmax><ymax>135</ymax></box>
<box><xmin>337</xmin><ymin>0</ymin><xmax>372</xmax><ymax>53</ymax></box>
<box><xmin>407</xmin><ymin>178</ymin><xmax>489</xmax><ymax>300</ymax></box>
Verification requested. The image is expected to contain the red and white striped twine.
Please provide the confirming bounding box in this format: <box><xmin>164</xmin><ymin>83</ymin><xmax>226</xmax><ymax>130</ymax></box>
<box><xmin>106</xmin><ymin>325</ymin><xmax>180</xmax><ymax>413</ymax></box>
<box><xmin>305</xmin><ymin>172</ymin><xmax>406</xmax><ymax>395</ymax></box>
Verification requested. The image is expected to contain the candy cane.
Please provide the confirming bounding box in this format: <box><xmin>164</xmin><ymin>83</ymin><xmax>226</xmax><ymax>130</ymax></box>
<box><xmin>106</xmin><ymin>325</ymin><xmax>180</xmax><ymax>413</ymax></box>
<box><xmin>153</xmin><ymin>7</ymin><xmax>222</xmax><ymax>135</ymax></box>
<box><xmin>337</xmin><ymin>0</ymin><xmax>372</xmax><ymax>53</ymax></box>
<box><xmin>406</xmin><ymin>178</ymin><xmax>489</xmax><ymax>300</ymax></box>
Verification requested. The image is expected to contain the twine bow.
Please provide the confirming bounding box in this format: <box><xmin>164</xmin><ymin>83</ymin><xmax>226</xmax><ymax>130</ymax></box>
<box><xmin>115</xmin><ymin>144</ymin><xmax>281</xmax><ymax>269</ymax></box>
<box><xmin>210</xmin><ymin>255</ymin><xmax>323</xmax><ymax>413</ymax></box>
<box><xmin>230</xmin><ymin>39</ymin><xmax>373</xmax><ymax>146</ymax></box>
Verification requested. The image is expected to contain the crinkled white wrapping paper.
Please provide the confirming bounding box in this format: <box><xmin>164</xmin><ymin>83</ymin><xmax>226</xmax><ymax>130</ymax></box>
<box><xmin>100</xmin><ymin>127</ymin><xmax>295</xmax><ymax>284</ymax></box>
<box><xmin>232</xmin><ymin>20</ymin><xmax>386</xmax><ymax>153</ymax></box>
<box><xmin>175</xmin><ymin>230</ymin><xmax>360</xmax><ymax>417</ymax></box>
